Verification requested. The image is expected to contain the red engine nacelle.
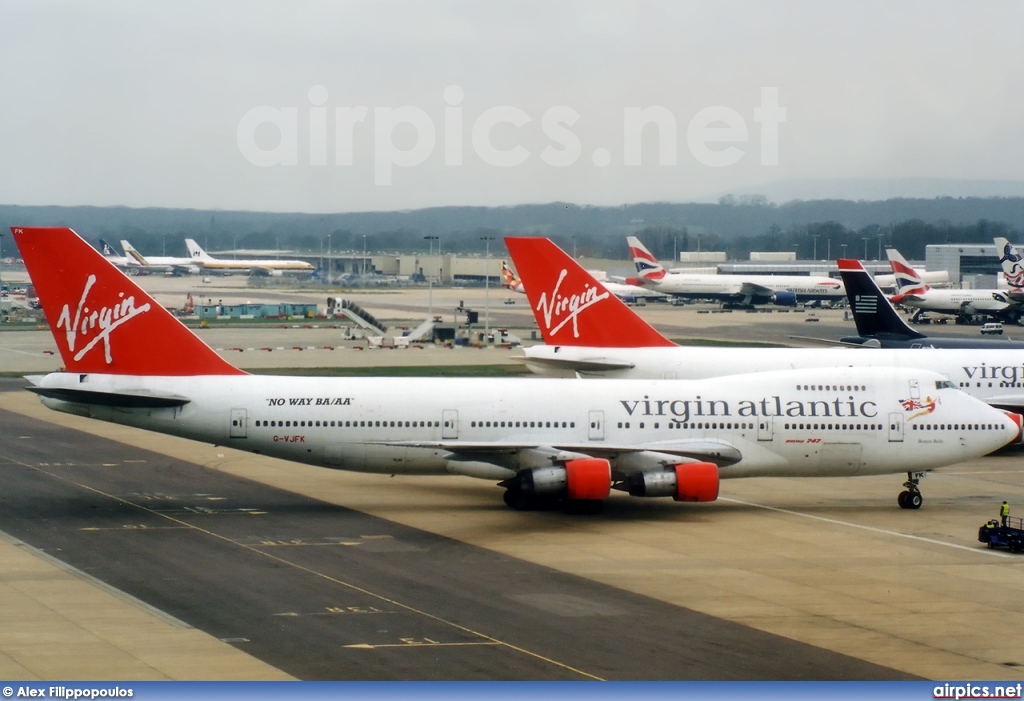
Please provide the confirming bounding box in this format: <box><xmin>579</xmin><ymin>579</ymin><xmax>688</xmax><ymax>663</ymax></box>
<box><xmin>564</xmin><ymin>458</ymin><xmax>612</xmax><ymax>500</ymax></box>
<box><xmin>623</xmin><ymin>461</ymin><xmax>720</xmax><ymax>502</ymax></box>
<box><xmin>671</xmin><ymin>462</ymin><xmax>719</xmax><ymax>502</ymax></box>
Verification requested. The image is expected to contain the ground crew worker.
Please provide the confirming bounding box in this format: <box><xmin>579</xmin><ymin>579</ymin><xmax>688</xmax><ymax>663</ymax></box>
<box><xmin>1000</xmin><ymin>501</ymin><xmax>1011</xmax><ymax>527</ymax></box>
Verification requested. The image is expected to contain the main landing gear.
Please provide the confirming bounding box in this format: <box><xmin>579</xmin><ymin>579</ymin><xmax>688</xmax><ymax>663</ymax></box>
<box><xmin>897</xmin><ymin>471</ymin><xmax>925</xmax><ymax>509</ymax></box>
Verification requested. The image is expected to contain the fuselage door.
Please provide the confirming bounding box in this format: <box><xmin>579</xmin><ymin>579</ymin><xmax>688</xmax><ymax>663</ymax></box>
<box><xmin>230</xmin><ymin>408</ymin><xmax>248</xmax><ymax>439</ymax></box>
<box><xmin>588</xmin><ymin>410</ymin><xmax>604</xmax><ymax>441</ymax></box>
<box><xmin>442</xmin><ymin>409</ymin><xmax>458</xmax><ymax>439</ymax></box>
<box><xmin>909</xmin><ymin>379</ymin><xmax>920</xmax><ymax>400</ymax></box>
<box><xmin>757</xmin><ymin>415</ymin><xmax>773</xmax><ymax>442</ymax></box>
<box><xmin>888</xmin><ymin>412</ymin><xmax>904</xmax><ymax>442</ymax></box>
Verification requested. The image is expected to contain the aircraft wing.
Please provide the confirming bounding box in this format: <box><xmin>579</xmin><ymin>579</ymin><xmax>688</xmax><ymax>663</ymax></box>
<box><xmin>738</xmin><ymin>281</ymin><xmax>777</xmax><ymax>297</ymax></box>
<box><xmin>382</xmin><ymin>440</ymin><xmax>742</xmax><ymax>469</ymax></box>
<box><xmin>983</xmin><ymin>395</ymin><xmax>1024</xmax><ymax>412</ymax></box>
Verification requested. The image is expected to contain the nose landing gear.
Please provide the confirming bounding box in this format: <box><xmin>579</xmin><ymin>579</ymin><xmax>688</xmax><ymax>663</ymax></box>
<box><xmin>897</xmin><ymin>471</ymin><xmax>926</xmax><ymax>509</ymax></box>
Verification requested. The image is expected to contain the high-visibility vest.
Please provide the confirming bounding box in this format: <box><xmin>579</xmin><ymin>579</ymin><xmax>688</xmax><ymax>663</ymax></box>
<box><xmin>1001</xmin><ymin>503</ymin><xmax>1011</xmax><ymax>517</ymax></box>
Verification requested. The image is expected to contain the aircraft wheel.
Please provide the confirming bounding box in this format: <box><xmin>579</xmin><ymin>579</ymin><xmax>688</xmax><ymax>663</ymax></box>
<box><xmin>907</xmin><ymin>492</ymin><xmax>923</xmax><ymax>509</ymax></box>
<box><xmin>897</xmin><ymin>491</ymin><xmax>910</xmax><ymax>509</ymax></box>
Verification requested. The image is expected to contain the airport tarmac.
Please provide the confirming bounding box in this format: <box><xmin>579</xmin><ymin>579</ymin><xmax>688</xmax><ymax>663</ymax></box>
<box><xmin>2</xmin><ymin>274</ymin><xmax>1024</xmax><ymax>680</ymax></box>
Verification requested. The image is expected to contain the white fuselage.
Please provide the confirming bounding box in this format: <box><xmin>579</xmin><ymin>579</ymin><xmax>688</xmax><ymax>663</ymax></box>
<box><xmin>897</xmin><ymin>289</ymin><xmax>1008</xmax><ymax>316</ymax></box>
<box><xmin>644</xmin><ymin>274</ymin><xmax>845</xmax><ymax>302</ymax></box>
<box><xmin>32</xmin><ymin>369</ymin><xmax>1016</xmax><ymax>481</ymax></box>
<box><xmin>195</xmin><ymin>259</ymin><xmax>314</xmax><ymax>272</ymax></box>
<box><xmin>522</xmin><ymin>345</ymin><xmax>1024</xmax><ymax>409</ymax></box>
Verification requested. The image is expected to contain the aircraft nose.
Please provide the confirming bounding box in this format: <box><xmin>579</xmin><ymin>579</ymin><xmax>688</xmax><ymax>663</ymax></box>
<box><xmin>1001</xmin><ymin>411</ymin><xmax>1023</xmax><ymax>445</ymax></box>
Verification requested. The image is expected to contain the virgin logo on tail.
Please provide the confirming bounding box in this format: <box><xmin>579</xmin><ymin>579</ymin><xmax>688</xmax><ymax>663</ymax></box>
<box><xmin>57</xmin><ymin>274</ymin><xmax>151</xmax><ymax>364</ymax></box>
<box><xmin>504</xmin><ymin>235</ymin><xmax>674</xmax><ymax>348</ymax></box>
<box><xmin>535</xmin><ymin>268</ymin><xmax>610</xmax><ymax>338</ymax></box>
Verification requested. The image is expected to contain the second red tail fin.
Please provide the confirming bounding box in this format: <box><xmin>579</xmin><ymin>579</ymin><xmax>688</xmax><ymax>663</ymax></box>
<box><xmin>12</xmin><ymin>227</ymin><xmax>245</xmax><ymax>376</ymax></box>
<box><xmin>504</xmin><ymin>236</ymin><xmax>674</xmax><ymax>348</ymax></box>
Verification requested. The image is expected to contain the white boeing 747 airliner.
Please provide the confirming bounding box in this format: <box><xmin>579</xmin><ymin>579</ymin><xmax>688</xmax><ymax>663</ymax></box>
<box><xmin>505</xmin><ymin>236</ymin><xmax>1024</xmax><ymax>508</ymax></box>
<box><xmin>12</xmin><ymin>227</ymin><xmax>1020</xmax><ymax>512</ymax></box>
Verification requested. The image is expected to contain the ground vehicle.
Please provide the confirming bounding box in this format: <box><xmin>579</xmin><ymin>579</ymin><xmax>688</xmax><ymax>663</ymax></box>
<box><xmin>981</xmin><ymin>322</ymin><xmax>1004</xmax><ymax>335</ymax></box>
<box><xmin>978</xmin><ymin>516</ymin><xmax>1024</xmax><ymax>552</ymax></box>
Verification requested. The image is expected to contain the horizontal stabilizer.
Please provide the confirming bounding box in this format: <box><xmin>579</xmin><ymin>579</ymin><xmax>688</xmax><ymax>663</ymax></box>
<box><xmin>26</xmin><ymin>385</ymin><xmax>191</xmax><ymax>408</ymax></box>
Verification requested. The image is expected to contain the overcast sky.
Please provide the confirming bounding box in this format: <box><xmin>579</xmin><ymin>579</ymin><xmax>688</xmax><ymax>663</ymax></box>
<box><xmin>1</xmin><ymin>0</ymin><xmax>1022</xmax><ymax>213</ymax></box>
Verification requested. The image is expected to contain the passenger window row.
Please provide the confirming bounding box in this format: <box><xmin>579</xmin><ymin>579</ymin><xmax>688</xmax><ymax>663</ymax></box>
<box><xmin>254</xmin><ymin>419</ymin><xmax>440</xmax><ymax>428</ymax></box>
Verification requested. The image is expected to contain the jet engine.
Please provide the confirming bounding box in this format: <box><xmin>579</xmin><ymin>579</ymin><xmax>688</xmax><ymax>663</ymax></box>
<box><xmin>771</xmin><ymin>291</ymin><xmax>798</xmax><ymax>307</ymax></box>
<box><xmin>621</xmin><ymin>462</ymin><xmax>719</xmax><ymax>501</ymax></box>
<box><xmin>502</xmin><ymin>458</ymin><xmax>611</xmax><ymax>500</ymax></box>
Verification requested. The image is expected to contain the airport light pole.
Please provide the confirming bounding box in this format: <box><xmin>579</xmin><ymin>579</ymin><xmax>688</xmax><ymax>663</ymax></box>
<box><xmin>424</xmin><ymin>236</ymin><xmax>438</xmax><ymax>317</ymax></box>
<box><xmin>362</xmin><ymin>234</ymin><xmax>367</xmax><ymax>277</ymax></box>
<box><xmin>862</xmin><ymin>237</ymin><xmax>869</xmax><ymax>260</ymax></box>
<box><xmin>327</xmin><ymin>234</ymin><xmax>331</xmax><ymax>286</ymax></box>
<box><xmin>480</xmin><ymin>236</ymin><xmax>495</xmax><ymax>339</ymax></box>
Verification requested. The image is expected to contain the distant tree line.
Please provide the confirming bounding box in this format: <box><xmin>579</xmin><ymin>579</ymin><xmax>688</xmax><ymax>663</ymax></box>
<box><xmin>1</xmin><ymin>199</ymin><xmax>1021</xmax><ymax>262</ymax></box>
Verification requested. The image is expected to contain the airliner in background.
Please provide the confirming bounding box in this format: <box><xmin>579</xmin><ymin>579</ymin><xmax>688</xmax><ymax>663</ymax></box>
<box><xmin>97</xmin><ymin>239</ymin><xmax>133</xmax><ymax>269</ymax></box>
<box><xmin>12</xmin><ymin>226</ymin><xmax>1020</xmax><ymax>513</ymax></box>
<box><xmin>506</xmin><ymin>235</ymin><xmax>1024</xmax><ymax>507</ymax></box>
<box><xmin>502</xmin><ymin>259</ymin><xmax>667</xmax><ymax>302</ymax></box>
<box><xmin>185</xmin><ymin>239</ymin><xmax>315</xmax><ymax>276</ymax></box>
<box><xmin>626</xmin><ymin>236</ymin><xmax>845</xmax><ymax>308</ymax></box>
<box><xmin>120</xmin><ymin>240</ymin><xmax>201</xmax><ymax>275</ymax></box>
<box><xmin>837</xmin><ymin>258</ymin><xmax>1024</xmax><ymax>349</ymax></box>
<box><xmin>887</xmin><ymin>247</ymin><xmax>1013</xmax><ymax>323</ymax></box>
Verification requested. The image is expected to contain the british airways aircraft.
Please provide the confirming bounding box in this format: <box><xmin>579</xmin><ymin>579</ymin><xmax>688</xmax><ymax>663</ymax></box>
<box><xmin>506</xmin><ymin>236</ymin><xmax>1024</xmax><ymax>508</ymax></box>
<box><xmin>887</xmin><ymin>247</ymin><xmax>1013</xmax><ymax>322</ymax></box>
<box><xmin>12</xmin><ymin>227</ymin><xmax>1019</xmax><ymax>513</ymax></box>
<box><xmin>837</xmin><ymin>258</ymin><xmax>1024</xmax><ymax>349</ymax></box>
<box><xmin>626</xmin><ymin>236</ymin><xmax>845</xmax><ymax>308</ymax></box>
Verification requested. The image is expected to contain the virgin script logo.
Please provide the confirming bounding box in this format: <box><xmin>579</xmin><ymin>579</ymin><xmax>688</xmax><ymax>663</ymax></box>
<box><xmin>56</xmin><ymin>274</ymin><xmax>151</xmax><ymax>364</ymax></box>
<box><xmin>535</xmin><ymin>268</ymin><xmax>610</xmax><ymax>338</ymax></box>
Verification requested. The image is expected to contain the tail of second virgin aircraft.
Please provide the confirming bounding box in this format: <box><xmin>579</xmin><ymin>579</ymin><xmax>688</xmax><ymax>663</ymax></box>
<box><xmin>11</xmin><ymin>227</ymin><xmax>244</xmax><ymax>376</ymax></box>
<box><xmin>504</xmin><ymin>236</ymin><xmax>674</xmax><ymax>347</ymax></box>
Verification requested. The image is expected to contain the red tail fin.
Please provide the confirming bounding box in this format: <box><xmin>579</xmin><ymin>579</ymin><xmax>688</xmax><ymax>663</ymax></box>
<box><xmin>11</xmin><ymin>227</ymin><xmax>245</xmax><ymax>376</ymax></box>
<box><xmin>504</xmin><ymin>236</ymin><xmax>674</xmax><ymax>347</ymax></box>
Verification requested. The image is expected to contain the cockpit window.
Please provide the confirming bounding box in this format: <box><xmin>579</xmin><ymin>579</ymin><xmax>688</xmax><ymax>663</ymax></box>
<box><xmin>935</xmin><ymin>380</ymin><xmax>955</xmax><ymax>390</ymax></box>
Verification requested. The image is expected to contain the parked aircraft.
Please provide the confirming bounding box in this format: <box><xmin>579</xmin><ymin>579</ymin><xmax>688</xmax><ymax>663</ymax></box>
<box><xmin>14</xmin><ymin>227</ymin><xmax>1020</xmax><ymax>512</ymax></box>
<box><xmin>838</xmin><ymin>258</ymin><xmax>1024</xmax><ymax>349</ymax></box>
<box><xmin>506</xmin><ymin>235</ymin><xmax>1024</xmax><ymax>506</ymax></box>
<box><xmin>97</xmin><ymin>239</ymin><xmax>133</xmax><ymax>269</ymax></box>
<box><xmin>502</xmin><ymin>259</ymin><xmax>666</xmax><ymax>302</ymax></box>
<box><xmin>887</xmin><ymin>248</ymin><xmax>1013</xmax><ymax>323</ymax></box>
<box><xmin>184</xmin><ymin>239</ymin><xmax>314</xmax><ymax>276</ymax></box>
<box><xmin>626</xmin><ymin>236</ymin><xmax>845</xmax><ymax>308</ymax></box>
<box><xmin>121</xmin><ymin>240</ymin><xmax>201</xmax><ymax>275</ymax></box>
